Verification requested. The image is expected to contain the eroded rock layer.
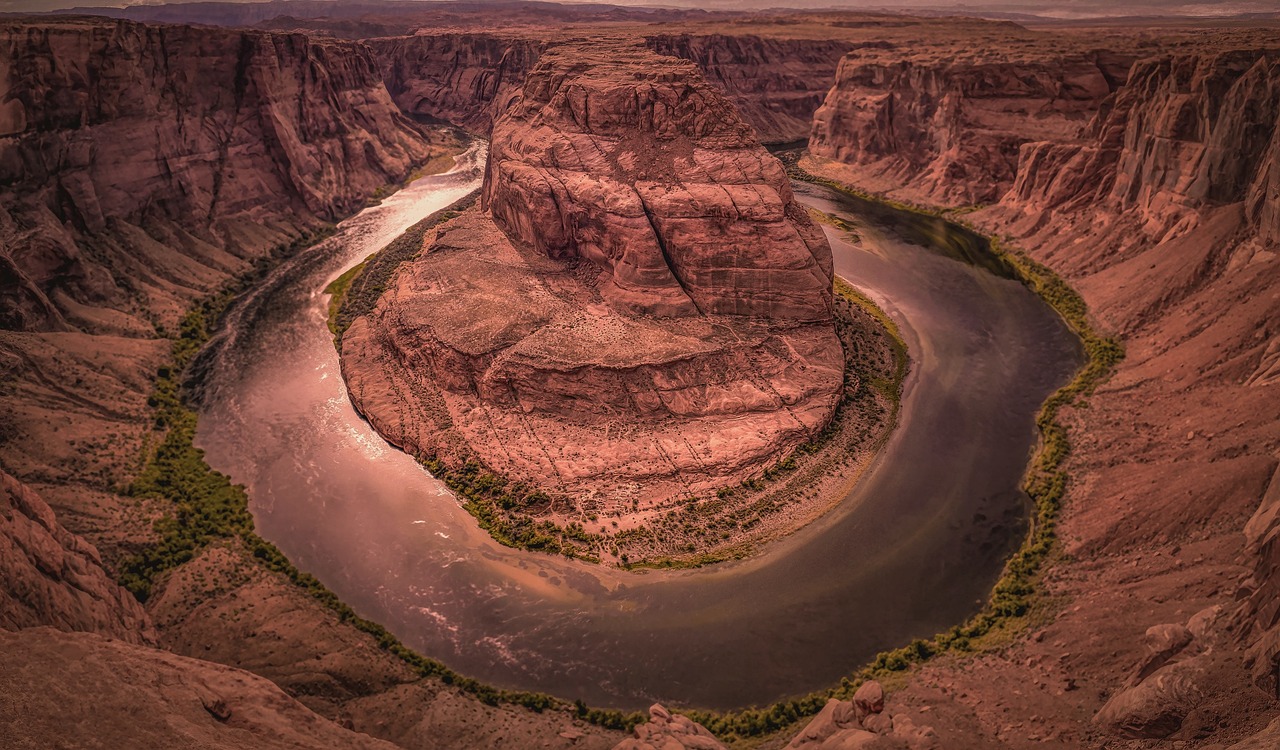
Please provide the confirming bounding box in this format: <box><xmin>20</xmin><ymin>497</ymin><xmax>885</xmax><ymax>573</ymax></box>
<box><xmin>643</xmin><ymin>34</ymin><xmax>855</xmax><ymax>144</ymax></box>
<box><xmin>0</xmin><ymin>17</ymin><xmax>441</xmax><ymax>334</ymax></box>
<box><xmin>809</xmin><ymin>40</ymin><xmax>1137</xmax><ymax>204</ymax></box>
<box><xmin>370</xmin><ymin>33</ymin><xmax>543</xmax><ymax>133</ymax></box>
<box><xmin>344</xmin><ymin>42</ymin><xmax>842</xmax><ymax>510</ymax></box>
<box><xmin>802</xmin><ymin>32</ymin><xmax>1280</xmax><ymax>748</ymax></box>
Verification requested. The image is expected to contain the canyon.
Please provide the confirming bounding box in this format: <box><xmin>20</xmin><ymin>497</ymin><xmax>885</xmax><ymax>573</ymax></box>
<box><xmin>0</xmin><ymin>4</ymin><xmax>1278</xmax><ymax>750</ymax></box>
<box><xmin>337</xmin><ymin>41</ymin><xmax>900</xmax><ymax>566</ymax></box>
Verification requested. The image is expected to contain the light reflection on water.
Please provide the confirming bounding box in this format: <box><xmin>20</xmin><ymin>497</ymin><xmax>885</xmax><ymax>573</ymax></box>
<box><xmin>194</xmin><ymin>148</ymin><xmax>1081</xmax><ymax>711</ymax></box>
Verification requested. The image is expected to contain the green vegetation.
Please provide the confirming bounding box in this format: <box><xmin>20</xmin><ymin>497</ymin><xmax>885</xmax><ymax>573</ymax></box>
<box><xmin>323</xmin><ymin>258</ymin><xmax>370</xmax><ymax>336</ymax></box>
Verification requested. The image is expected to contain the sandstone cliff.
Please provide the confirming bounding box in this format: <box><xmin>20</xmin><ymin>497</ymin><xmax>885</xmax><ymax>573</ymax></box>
<box><xmin>370</xmin><ymin>33</ymin><xmax>542</xmax><ymax>133</ymax></box>
<box><xmin>802</xmin><ymin>33</ymin><xmax>1280</xmax><ymax>747</ymax></box>
<box><xmin>343</xmin><ymin>42</ymin><xmax>843</xmax><ymax>519</ymax></box>
<box><xmin>0</xmin><ymin>17</ymin><xmax>440</xmax><ymax>334</ymax></box>
<box><xmin>0</xmin><ymin>17</ymin><xmax>620</xmax><ymax>750</ymax></box>
<box><xmin>643</xmin><ymin>34</ymin><xmax>854</xmax><ymax>144</ymax></box>
<box><xmin>809</xmin><ymin>42</ymin><xmax>1135</xmax><ymax>204</ymax></box>
<box><xmin>0</xmin><ymin>469</ymin><xmax>155</xmax><ymax>643</ymax></box>
<box><xmin>370</xmin><ymin>31</ymin><xmax>851</xmax><ymax>145</ymax></box>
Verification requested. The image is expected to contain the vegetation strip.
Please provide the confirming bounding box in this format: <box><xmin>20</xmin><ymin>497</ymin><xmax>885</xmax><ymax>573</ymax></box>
<box><xmin>119</xmin><ymin>159</ymin><xmax>1121</xmax><ymax>743</ymax></box>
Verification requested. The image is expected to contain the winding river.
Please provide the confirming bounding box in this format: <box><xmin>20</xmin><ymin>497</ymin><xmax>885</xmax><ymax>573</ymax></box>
<box><xmin>193</xmin><ymin>144</ymin><xmax>1082</xmax><ymax>711</ymax></box>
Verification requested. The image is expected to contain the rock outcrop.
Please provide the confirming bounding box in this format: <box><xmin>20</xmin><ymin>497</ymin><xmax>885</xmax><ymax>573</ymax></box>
<box><xmin>644</xmin><ymin>34</ymin><xmax>854</xmax><ymax>144</ymax></box>
<box><xmin>809</xmin><ymin>42</ymin><xmax>1134</xmax><ymax>204</ymax></box>
<box><xmin>0</xmin><ymin>470</ymin><xmax>155</xmax><ymax>643</ymax></box>
<box><xmin>613</xmin><ymin>704</ymin><xmax>726</xmax><ymax>750</ymax></box>
<box><xmin>370</xmin><ymin>33</ymin><xmax>543</xmax><ymax>133</ymax></box>
<box><xmin>342</xmin><ymin>42</ymin><xmax>842</xmax><ymax>514</ymax></box>
<box><xmin>785</xmin><ymin>681</ymin><xmax>938</xmax><ymax>750</ymax></box>
<box><xmin>0</xmin><ymin>627</ymin><xmax>400</xmax><ymax>749</ymax></box>
<box><xmin>0</xmin><ymin>17</ymin><xmax>442</xmax><ymax>333</ymax></box>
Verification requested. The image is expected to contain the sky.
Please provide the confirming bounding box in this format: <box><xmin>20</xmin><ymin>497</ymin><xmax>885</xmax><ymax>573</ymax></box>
<box><xmin>4</xmin><ymin>0</ymin><xmax>1279</xmax><ymax>18</ymax></box>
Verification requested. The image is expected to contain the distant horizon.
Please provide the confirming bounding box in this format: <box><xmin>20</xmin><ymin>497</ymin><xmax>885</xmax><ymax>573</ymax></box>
<box><xmin>5</xmin><ymin>0</ymin><xmax>1280</xmax><ymax>20</ymax></box>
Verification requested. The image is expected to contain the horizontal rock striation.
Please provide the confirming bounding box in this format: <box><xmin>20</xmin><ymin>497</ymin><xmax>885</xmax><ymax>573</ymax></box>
<box><xmin>370</xmin><ymin>31</ymin><xmax>851</xmax><ymax>145</ymax></box>
<box><xmin>0</xmin><ymin>17</ymin><xmax>441</xmax><ymax>334</ymax></box>
<box><xmin>803</xmin><ymin>32</ymin><xmax>1280</xmax><ymax>747</ymax></box>
<box><xmin>344</xmin><ymin>42</ymin><xmax>843</xmax><ymax>513</ymax></box>
<box><xmin>0</xmin><ymin>470</ymin><xmax>155</xmax><ymax>644</ymax></box>
<box><xmin>810</xmin><ymin>43</ymin><xmax>1134</xmax><ymax>204</ymax></box>
<box><xmin>482</xmin><ymin>44</ymin><xmax>835</xmax><ymax>321</ymax></box>
<box><xmin>643</xmin><ymin>34</ymin><xmax>855</xmax><ymax>144</ymax></box>
<box><xmin>369</xmin><ymin>33</ymin><xmax>543</xmax><ymax>133</ymax></box>
<box><xmin>1010</xmin><ymin>50</ymin><xmax>1280</xmax><ymax>245</ymax></box>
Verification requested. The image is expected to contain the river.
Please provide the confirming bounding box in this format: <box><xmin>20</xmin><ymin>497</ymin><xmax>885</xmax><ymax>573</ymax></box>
<box><xmin>193</xmin><ymin>145</ymin><xmax>1082</xmax><ymax>711</ymax></box>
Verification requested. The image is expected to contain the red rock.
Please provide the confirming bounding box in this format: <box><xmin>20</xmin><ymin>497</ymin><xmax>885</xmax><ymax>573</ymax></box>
<box><xmin>0</xmin><ymin>628</ymin><xmax>399</xmax><ymax>749</ymax></box>
<box><xmin>344</xmin><ymin>42</ymin><xmax>842</xmax><ymax>512</ymax></box>
<box><xmin>0</xmin><ymin>470</ymin><xmax>155</xmax><ymax>644</ymax></box>
<box><xmin>613</xmin><ymin>703</ymin><xmax>726</xmax><ymax>750</ymax></box>
<box><xmin>810</xmin><ymin>41</ymin><xmax>1132</xmax><ymax>204</ymax></box>
<box><xmin>371</xmin><ymin>33</ymin><xmax>543</xmax><ymax>133</ymax></box>
<box><xmin>0</xmin><ymin>17</ymin><xmax>442</xmax><ymax>333</ymax></box>
<box><xmin>645</xmin><ymin>34</ymin><xmax>854</xmax><ymax>144</ymax></box>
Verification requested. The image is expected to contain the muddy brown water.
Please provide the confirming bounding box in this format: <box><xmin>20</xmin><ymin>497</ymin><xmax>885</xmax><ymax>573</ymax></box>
<box><xmin>193</xmin><ymin>147</ymin><xmax>1082</xmax><ymax>711</ymax></box>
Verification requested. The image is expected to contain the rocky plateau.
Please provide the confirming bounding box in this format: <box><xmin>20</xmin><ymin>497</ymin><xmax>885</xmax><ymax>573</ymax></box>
<box><xmin>339</xmin><ymin>40</ymin><xmax>871</xmax><ymax>553</ymax></box>
<box><xmin>1</xmin><ymin>5</ymin><xmax>1279</xmax><ymax>750</ymax></box>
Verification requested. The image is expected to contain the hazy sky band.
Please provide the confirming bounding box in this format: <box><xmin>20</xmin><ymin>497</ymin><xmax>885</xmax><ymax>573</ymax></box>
<box><xmin>4</xmin><ymin>0</ymin><xmax>1280</xmax><ymax>19</ymax></box>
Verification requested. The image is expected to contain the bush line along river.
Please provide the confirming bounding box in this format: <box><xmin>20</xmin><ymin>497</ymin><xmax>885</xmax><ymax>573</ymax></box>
<box><xmin>120</xmin><ymin>144</ymin><xmax>1118</xmax><ymax>741</ymax></box>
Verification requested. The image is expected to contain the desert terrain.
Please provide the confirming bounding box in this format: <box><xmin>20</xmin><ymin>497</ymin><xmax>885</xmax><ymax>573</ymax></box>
<box><xmin>1</xmin><ymin>3</ymin><xmax>1278</xmax><ymax>750</ymax></box>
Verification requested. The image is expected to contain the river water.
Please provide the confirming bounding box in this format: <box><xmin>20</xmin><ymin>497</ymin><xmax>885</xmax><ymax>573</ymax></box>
<box><xmin>193</xmin><ymin>147</ymin><xmax>1082</xmax><ymax>711</ymax></box>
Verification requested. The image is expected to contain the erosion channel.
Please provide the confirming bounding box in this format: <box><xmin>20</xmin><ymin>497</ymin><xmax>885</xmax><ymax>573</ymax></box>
<box><xmin>192</xmin><ymin>144</ymin><xmax>1082</xmax><ymax>711</ymax></box>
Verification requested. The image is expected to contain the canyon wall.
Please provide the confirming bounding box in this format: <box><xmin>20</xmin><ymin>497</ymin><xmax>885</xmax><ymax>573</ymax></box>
<box><xmin>809</xmin><ymin>43</ymin><xmax>1135</xmax><ymax>204</ymax></box>
<box><xmin>343</xmin><ymin>41</ymin><xmax>844</xmax><ymax>517</ymax></box>
<box><xmin>369</xmin><ymin>33</ymin><xmax>542</xmax><ymax>133</ymax></box>
<box><xmin>643</xmin><ymin>34</ymin><xmax>854</xmax><ymax>144</ymax></box>
<box><xmin>369</xmin><ymin>32</ymin><xmax>851</xmax><ymax>144</ymax></box>
<box><xmin>0</xmin><ymin>17</ymin><xmax>625</xmax><ymax>750</ymax></box>
<box><xmin>0</xmin><ymin>17</ymin><xmax>439</xmax><ymax>334</ymax></box>
<box><xmin>804</xmin><ymin>35</ymin><xmax>1280</xmax><ymax>746</ymax></box>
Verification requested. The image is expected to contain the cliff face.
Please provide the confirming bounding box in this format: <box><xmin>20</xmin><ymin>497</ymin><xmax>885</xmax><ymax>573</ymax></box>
<box><xmin>809</xmin><ymin>45</ymin><xmax>1133</xmax><ymax>204</ymax></box>
<box><xmin>370</xmin><ymin>32</ymin><xmax>850</xmax><ymax>145</ymax></box>
<box><xmin>482</xmin><ymin>44</ymin><xmax>834</xmax><ymax>321</ymax></box>
<box><xmin>804</xmin><ymin>36</ymin><xmax>1280</xmax><ymax>746</ymax></box>
<box><xmin>0</xmin><ymin>470</ymin><xmax>155</xmax><ymax>644</ymax></box>
<box><xmin>369</xmin><ymin>33</ymin><xmax>542</xmax><ymax>133</ymax></box>
<box><xmin>1010</xmin><ymin>51</ymin><xmax>1280</xmax><ymax>240</ymax></box>
<box><xmin>343</xmin><ymin>42</ymin><xmax>843</xmax><ymax>515</ymax></box>
<box><xmin>0</xmin><ymin>18</ymin><xmax>439</xmax><ymax>334</ymax></box>
<box><xmin>643</xmin><ymin>34</ymin><xmax>854</xmax><ymax>144</ymax></box>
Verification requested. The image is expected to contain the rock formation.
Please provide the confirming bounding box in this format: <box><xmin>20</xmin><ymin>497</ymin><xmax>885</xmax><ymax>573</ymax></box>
<box><xmin>809</xmin><ymin>41</ymin><xmax>1136</xmax><ymax>204</ymax></box>
<box><xmin>785</xmin><ymin>681</ymin><xmax>939</xmax><ymax>750</ymax></box>
<box><xmin>0</xmin><ymin>627</ymin><xmax>400</xmax><ymax>749</ymax></box>
<box><xmin>613</xmin><ymin>704</ymin><xmax>726</xmax><ymax>750</ymax></box>
<box><xmin>371</xmin><ymin>33</ymin><xmax>543</xmax><ymax>133</ymax></box>
<box><xmin>0</xmin><ymin>470</ymin><xmax>155</xmax><ymax>643</ymax></box>
<box><xmin>370</xmin><ymin>31</ymin><xmax>852</xmax><ymax>145</ymax></box>
<box><xmin>343</xmin><ymin>42</ymin><xmax>843</xmax><ymax>513</ymax></box>
<box><xmin>0</xmin><ymin>17</ymin><xmax>442</xmax><ymax>333</ymax></box>
<box><xmin>644</xmin><ymin>34</ymin><xmax>854</xmax><ymax>144</ymax></box>
<box><xmin>803</xmin><ymin>29</ymin><xmax>1280</xmax><ymax>749</ymax></box>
